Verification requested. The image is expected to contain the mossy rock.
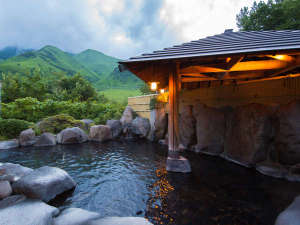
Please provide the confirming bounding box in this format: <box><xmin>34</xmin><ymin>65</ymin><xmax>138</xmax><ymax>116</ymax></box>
<box><xmin>36</xmin><ymin>114</ymin><xmax>85</xmax><ymax>134</ymax></box>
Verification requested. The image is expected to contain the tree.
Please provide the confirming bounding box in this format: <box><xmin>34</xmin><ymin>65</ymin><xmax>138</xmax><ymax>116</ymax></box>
<box><xmin>236</xmin><ymin>0</ymin><xmax>300</xmax><ymax>31</ymax></box>
<box><xmin>139</xmin><ymin>82</ymin><xmax>155</xmax><ymax>95</ymax></box>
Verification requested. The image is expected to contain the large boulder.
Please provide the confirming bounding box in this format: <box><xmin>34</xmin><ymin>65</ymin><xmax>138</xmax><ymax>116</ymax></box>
<box><xmin>12</xmin><ymin>166</ymin><xmax>76</xmax><ymax>202</ymax></box>
<box><xmin>0</xmin><ymin>180</ymin><xmax>12</xmax><ymax>199</ymax></box>
<box><xmin>0</xmin><ymin>139</ymin><xmax>19</xmax><ymax>150</ymax></box>
<box><xmin>57</xmin><ymin>127</ymin><xmax>88</xmax><ymax>144</ymax></box>
<box><xmin>89</xmin><ymin>125</ymin><xmax>112</xmax><ymax>142</ymax></box>
<box><xmin>0</xmin><ymin>163</ymin><xmax>33</xmax><ymax>182</ymax></box>
<box><xmin>54</xmin><ymin>208</ymin><xmax>100</xmax><ymax>225</ymax></box>
<box><xmin>275</xmin><ymin>101</ymin><xmax>300</xmax><ymax>165</ymax></box>
<box><xmin>0</xmin><ymin>195</ymin><xmax>26</xmax><ymax>209</ymax></box>
<box><xmin>179</xmin><ymin>105</ymin><xmax>196</xmax><ymax>149</ymax></box>
<box><xmin>0</xmin><ymin>197</ymin><xmax>59</xmax><ymax>225</ymax></box>
<box><xmin>192</xmin><ymin>104</ymin><xmax>225</xmax><ymax>156</ymax></box>
<box><xmin>19</xmin><ymin>128</ymin><xmax>36</xmax><ymax>147</ymax></box>
<box><xmin>275</xmin><ymin>196</ymin><xmax>300</xmax><ymax>225</ymax></box>
<box><xmin>106</xmin><ymin>120</ymin><xmax>122</xmax><ymax>139</ymax></box>
<box><xmin>286</xmin><ymin>164</ymin><xmax>300</xmax><ymax>182</ymax></box>
<box><xmin>148</xmin><ymin>107</ymin><xmax>168</xmax><ymax>141</ymax></box>
<box><xmin>34</xmin><ymin>133</ymin><xmax>56</xmax><ymax>147</ymax></box>
<box><xmin>256</xmin><ymin>161</ymin><xmax>288</xmax><ymax>179</ymax></box>
<box><xmin>131</xmin><ymin>117</ymin><xmax>151</xmax><ymax>138</ymax></box>
<box><xmin>120</xmin><ymin>106</ymin><xmax>134</xmax><ymax>125</ymax></box>
<box><xmin>223</xmin><ymin>103</ymin><xmax>274</xmax><ymax>167</ymax></box>
<box><xmin>89</xmin><ymin>217</ymin><xmax>153</xmax><ymax>225</ymax></box>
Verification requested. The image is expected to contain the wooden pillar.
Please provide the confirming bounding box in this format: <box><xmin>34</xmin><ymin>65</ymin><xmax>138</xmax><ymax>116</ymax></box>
<box><xmin>168</xmin><ymin>66</ymin><xmax>180</xmax><ymax>153</ymax></box>
<box><xmin>166</xmin><ymin>64</ymin><xmax>191</xmax><ymax>173</ymax></box>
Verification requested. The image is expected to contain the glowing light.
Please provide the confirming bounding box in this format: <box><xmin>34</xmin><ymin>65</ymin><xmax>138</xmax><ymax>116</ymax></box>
<box><xmin>226</xmin><ymin>57</ymin><xmax>231</xmax><ymax>63</ymax></box>
<box><xmin>274</xmin><ymin>55</ymin><xmax>285</xmax><ymax>60</ymax></box>
<box><xmin>160</xmin><ymin>89</ymin><xmax>165</xmax><ymax>94</ymax></box>
<box><xmin>150</xmin><ymin>82</ymin><xmax>157</xmax><ymax>91</ymax></box>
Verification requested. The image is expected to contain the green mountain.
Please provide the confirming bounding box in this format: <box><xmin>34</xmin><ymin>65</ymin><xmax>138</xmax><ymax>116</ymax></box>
<box><xmin>74</xmin><ymin>49</ymin><xmax>118</xmax><ymax>76</ymax></box>
<box><xmin>0</xmin><ymin>45</ymin><xmax>143</xmax><ymax>91</ymax></box>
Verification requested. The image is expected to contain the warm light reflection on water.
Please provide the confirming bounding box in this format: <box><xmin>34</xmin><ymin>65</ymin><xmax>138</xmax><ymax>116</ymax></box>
<box><xmin>1</xmin><ymin>140</ymin><xmax>300</xmax><ymax>225</ymax></box>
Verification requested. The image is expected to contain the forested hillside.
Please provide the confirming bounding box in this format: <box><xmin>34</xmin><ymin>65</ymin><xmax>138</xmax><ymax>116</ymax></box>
<box><xmin>0</xmin><ymin>45</ymin><xmax>143</xmax><ymax>91</ymax></box>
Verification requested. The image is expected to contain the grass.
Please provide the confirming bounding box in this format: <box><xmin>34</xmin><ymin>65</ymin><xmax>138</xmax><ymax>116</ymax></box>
<box><xmin>101</xmin><ymin>89</ymin><xmax>141</xmax><ymax>103</ymax></box>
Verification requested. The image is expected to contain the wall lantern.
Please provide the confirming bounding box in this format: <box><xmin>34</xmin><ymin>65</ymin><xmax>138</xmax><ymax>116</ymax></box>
<box><xmin>150</xmin><ymin>82</ymin><xmax>158</xmax><ymax>91</ymax></box>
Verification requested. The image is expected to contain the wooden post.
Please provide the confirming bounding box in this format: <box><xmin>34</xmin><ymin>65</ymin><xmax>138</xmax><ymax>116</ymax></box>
<box><xmin>168</xmin><ymin>65</ymin><xmax>180</xmax><ymax>153</ymax></box>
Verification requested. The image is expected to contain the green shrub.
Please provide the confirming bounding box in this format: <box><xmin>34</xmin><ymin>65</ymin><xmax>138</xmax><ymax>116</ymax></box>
<box><xmin>0</xmin><ymin>119</ymin><xmax>34</xmax><ymax>139</ymax></box>
<box><xmin>37</xmin><ymin>114</ymin><xmax>85</xmax><ymax>134</ymax></box>
<box><xmin>1</xmin><ymin>98</ymin><xmax>126</xmax><ymax>124</ymax></box>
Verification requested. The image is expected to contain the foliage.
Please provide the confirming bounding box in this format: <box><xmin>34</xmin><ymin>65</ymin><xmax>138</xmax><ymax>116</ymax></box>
<box><xmin>0</xmin><ymin>119</ymin><xmax>34</xmax><ymax>139</ymax></box>
<box><xmin>37</xmin><ymin>114</ymin><xmax>84</xmax><ymax>134</ymax></box>
<box><xmin>1</xmin><ymin>97</ymin><xmax>125</xmax><ymax>123</ymax></box>
<box><xmin>140</xmin><ymin>82</ymin><xmax>156</xmax><ymax>95</ymax></box>
<box><xmin>236</xmin><ymin>0</ymin><xmax>300</xmax><ymax>31</ymax></box>
<box><xmin>1</xmin><ymin>72</ymin><xmax>100</xmax><ymax>103</ymax></box>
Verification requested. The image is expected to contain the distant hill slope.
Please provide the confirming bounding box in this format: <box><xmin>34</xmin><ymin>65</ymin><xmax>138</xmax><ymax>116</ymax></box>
<box><xmin>74</xmin><ymin>49</ymin><xmax>118</xmax><ymax>76</ymax></box>
<box><xmin>0</xmin><ymin>46</ymin><xmax>34</xmax><ymax>60</ymax></box>
<box><xmin>0</xmin><ymin>45</ymin><xmax>143</xmax><ymax>90</ymax></box>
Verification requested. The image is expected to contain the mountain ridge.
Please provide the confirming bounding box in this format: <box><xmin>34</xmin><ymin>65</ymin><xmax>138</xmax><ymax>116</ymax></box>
<box><xmin>0</xmin><ymin>45</ymin><xmax>143</xmax><ymax>90</ymax></box>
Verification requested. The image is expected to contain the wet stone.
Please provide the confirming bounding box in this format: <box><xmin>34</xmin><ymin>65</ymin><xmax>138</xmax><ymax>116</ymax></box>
<box><xmin>12</xmin><ymin>166</ymin><xmax>76</xmax><ymax>202</ymax></box>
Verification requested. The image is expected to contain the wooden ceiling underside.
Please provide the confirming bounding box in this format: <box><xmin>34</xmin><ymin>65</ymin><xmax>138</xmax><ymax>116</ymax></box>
<box><xmin>124</xmin><ymin>51</ymin><xmax>300</xmax><ymax>89</ymax></box>
<box><xmin>179</xmin><ymin>52</ymin><xmax>300</xmax><ymax>83</ymax></box>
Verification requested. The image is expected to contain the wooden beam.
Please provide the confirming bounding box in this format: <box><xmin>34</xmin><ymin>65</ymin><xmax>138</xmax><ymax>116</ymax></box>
<box><xmin>180</xmin><ymin>60</ymin><xmax>289</xmax><ymax>75</ymax></box>
<box><xmin>182</xmin><ymin>77</ymin><xmax>218</xmax><ymax>82</ymax></box>
<box><xmin>225</xmin><ymin>56</ymin><xmax>244</xmax><ymax>70</ymax></box>
<box><xmin>264</xmin><ymin>56</ymin><xmax>300</xmax><ymax>77</ymax></box>
<box><xmin>267</xmin><ymin>55</ymin><xmax>295</xmax><ymax>62</ymax></box>
<box><xmin>168</xmin><ymin>66</ymin><xmax>180</xmax><ymax>152</ymax></box>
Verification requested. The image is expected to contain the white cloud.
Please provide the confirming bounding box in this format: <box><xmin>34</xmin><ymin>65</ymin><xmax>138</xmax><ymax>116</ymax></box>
<box><xmin>0</xmin><ymin>0</ymin><xmax>259</xmax><ymax>59</ymax></box>
<box><xmin>159</xmin><ymin>0</ymin><xmax>257</xmax><ymax>42</ymax></box>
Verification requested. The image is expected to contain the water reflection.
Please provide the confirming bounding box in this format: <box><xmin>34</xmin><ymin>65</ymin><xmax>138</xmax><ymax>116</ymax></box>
<box><xmin>1</xmin><ymin>141</ymin><xmax>300</xmax><ymax>225</ymax></box>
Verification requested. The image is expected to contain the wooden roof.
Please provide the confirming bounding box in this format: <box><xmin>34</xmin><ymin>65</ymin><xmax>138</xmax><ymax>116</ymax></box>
<box><xmin>121</xmin><ymin>30</ymin><xmax>300</xmax><ymax>63</ymax></box>
<box><xmin>120</xmin><ymin>30</ymin><xmax>300</xmax><ymax>87</ymax></box>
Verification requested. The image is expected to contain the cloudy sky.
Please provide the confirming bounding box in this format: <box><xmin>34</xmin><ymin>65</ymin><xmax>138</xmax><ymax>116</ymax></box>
<box><xmin>0</xmin><ymin>0</ymin><xmax>257</xmax><ymax>59</ymax></box>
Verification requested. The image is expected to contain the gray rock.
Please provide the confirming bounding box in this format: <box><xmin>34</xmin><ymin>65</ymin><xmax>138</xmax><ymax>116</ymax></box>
<box><xmin>89</xmin><ymin>125</ymin><xmax>112</xmax><ymax>142</ymax></box>
<box><xmin>81</xmin><ymin>119</ymin><xmax>95</xmax><ymax>131</ymax></box>
<box><xmin>131</xmin><ymin>117</ymin><xmax>151</xmax><ymax>138</ymax></box>
<box><xmin>106</xmin><ymin>120</ymin><xmax>122</xmax><ymax>139</ymax></box>
<box><xmin>19</xmin><ymin>128</ymin><xmax>36</xmax><ymax>147</ymax></box>
<box><xmin>179</xmin><ymin>105</ymin><xmax>196</xmax><ymax>149</ymax></box>
<box><xmin>89</xmin><ymin>217</ymin><xmax>153</xmax><ymax>225</ymax></box>
<box><xmin>0</xmin><ymin>163</ymin><xmax>33</xmax><ymax>182</ymax></box>
<box><xmin>224</xmin><ymin>103</ymin><xmax>274</xmax><ymax>167</ymax></box>
<box><xmin>54</xmin><ymin>208</ymin><xmax>100</xmax><ymax>225</ymax></box>
<box><xmin>0</xmin><ymin>181</ymin><xmax>12</xmax><ymax>199</ymax></box>
<box><xmin>0</xmin><ymin>198</ymin><xmax>59</xmax><ymax>225</ymax></box>
<box><xmin>57</xmin><ymin>127</ymin><xmax>88</xmax><ymax>144</ymax></box>
<box><xmin>166</xmin><ymin>155</ymin><xmax>192</xmax><ymax>173</ymax></box>
<box><xmin>275</xmin><ymin>101</ymin><xmax>300</xmax><ymax>165</ymax></box>
<box><xmin>120</xmin><ymin>106</ymin><xmax>134</xmax><ymax>125</ymax></box>
<box><xmin>256</xmin><ymin>161</ymin><xmax>288</xmax><ymax>178</ymax></box>
<box><xmin>0</xmin><ymin>139</ymin><xmax>19</xmax><ymax>150</ymax></box>
<box><xmin>12</xmin><ymin>166</ymin><xmax>76</xmax><ymax>202</ymax></box>
<box><xmin>0</xmin><ymin>195</ymin><xmax>26</xmax><ymax>209</ymax></box>
<box><xmin>275</xmin><ymin>196</ymin><xmax>300</xmax><ymax>225</ymax></box>
<box><xmin>193</xmin><ymin>104</ymin><xmax>225</xmax><ymax>155</ymax></box>
<box><xmin>34</xmin><ymin>133</ymin><xmax>56</xmax><ymax>147</ymax></box>
<box><xmin>286</xmin><ymin>164</ymin><xmax>300</xmax><ymax>182</ymax></box>
<box><xmin>148</xmin><ymin>107</ymin><xmax>167</xmax><ymax>141</ymax></box>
